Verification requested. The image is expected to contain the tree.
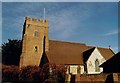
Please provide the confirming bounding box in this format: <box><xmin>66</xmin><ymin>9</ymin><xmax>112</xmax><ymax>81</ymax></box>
<box><xmin>2</xmin><ymin>39</ymin><xmax>22</xmax><ymax>66</ymax></box>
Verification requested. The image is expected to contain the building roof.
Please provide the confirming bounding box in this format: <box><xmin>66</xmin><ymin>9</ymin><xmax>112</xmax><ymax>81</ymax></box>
<box><xmin>83</xmin><ymin>47</ymin><xmax>115</xmax><ymax>63</ymax></box>
<box><xmin>47</xmin><ymin>40</ymin><xmax>115</xmax><ymax>65</ymax></box>
<box><xmin>83</xmin><ymin>47</ymin><xmax>96</xmax><ymax>63</ymax></box>
<box><xmin>97</xmin><ymin>47</ymin><xmax>115</xmax><ymax>61</ymax></box>
<box><xmin>100</xmin><ymin>51</ymin><xmax>120</xmax><ymax>67</ymax></box>
<box><xmin>47</xmin><ymin>40</ymin><xmax>88</xmax><ymax>65</ymax></box>
<box><xmin>100</xmin><ymin>52</ymin><xmax>120</xmax><ymax>73</ymax></box>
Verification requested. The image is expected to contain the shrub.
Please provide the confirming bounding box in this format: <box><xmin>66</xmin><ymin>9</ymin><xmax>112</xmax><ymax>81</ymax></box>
<box><xmin>56</xmin><ymin>65</ymin><xmax>67</xmax><ymax>83</ymax></box>
<box><xmin>2</xmin><ymin>63</ymin><xmax>66</xmax><ymax>83</ymax></box>
<box><xmin>40</xmin><ymin>63</ymin><xmax>51</xmax><ymax>82</ymax></box>
<box><xmin>19</xmin><ymin>65</ymin><xmax>41</xmax><ymax>82</ymax></box>
<box><xmin>2</xmin><ymin>65</ymin><xmax>19</xmax><ymax>82</ymax></box>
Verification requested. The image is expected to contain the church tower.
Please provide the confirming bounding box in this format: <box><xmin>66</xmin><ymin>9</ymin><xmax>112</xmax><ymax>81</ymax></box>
<box><xmin>20</xmin><ymin>16</ymin><xmax>49</xmax><ymax>67</ymax></box>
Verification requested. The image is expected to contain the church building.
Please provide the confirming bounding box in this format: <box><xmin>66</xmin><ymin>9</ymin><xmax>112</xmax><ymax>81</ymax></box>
<box><xmin>20</xmin><ymin>16</ymin><xmax>115</xmax><ymax>74</ymax></box>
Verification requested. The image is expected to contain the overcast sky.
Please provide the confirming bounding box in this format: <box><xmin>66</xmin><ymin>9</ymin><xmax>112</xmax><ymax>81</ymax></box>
<box><xmin>2</xmin><ymin>2</ymin><xmax>118</xmax><ymax>53</ymax></box>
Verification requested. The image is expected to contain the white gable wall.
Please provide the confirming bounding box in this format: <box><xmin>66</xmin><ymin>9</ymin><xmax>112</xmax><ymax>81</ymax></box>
<box><xmin>86</xmin><ymin>48</ymin><xmax>106</xmax><ymax>74</ymax></box>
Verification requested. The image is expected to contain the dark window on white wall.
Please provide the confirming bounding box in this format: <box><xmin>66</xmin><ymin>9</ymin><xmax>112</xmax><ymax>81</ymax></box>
<box><xmin>95</xmin><ymin>59</ymin><xmax>100</xmax><ymax>72</ymax></box>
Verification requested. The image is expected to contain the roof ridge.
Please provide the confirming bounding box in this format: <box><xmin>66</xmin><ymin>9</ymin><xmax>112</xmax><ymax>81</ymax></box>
<box><xmin>83</xmin><ymin>47</ymin><xmax>95</xmax><ymax>53</ymax></box>
<box><xmin>97</xmin><ymin>47</ymin><xmax>109</xmax><ymax>49</ymax></box>
<box><xmin>108</xmin><ymin>48</ymin><xmax>116</xmax><ymax>54</ymax></box>
<box><xmin>49</xmin><ymin>39</ymin><xmax>86</xmax><ymax>45</ymax></box>
<box><xmin>88</xmin><ymin>45</ymin><xmax>110</xmax><ymax>49</ymax></box>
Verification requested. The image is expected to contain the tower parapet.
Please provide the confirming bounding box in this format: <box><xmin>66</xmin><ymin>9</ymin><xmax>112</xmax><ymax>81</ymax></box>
<box><xmin>25</xmin><ymin>16</ymin><xmax>48</xmax><ymax>28</ymax></box>
<box><xmin>38</xmin><ymin>19</ymin><xmax>43</xmax><ymax>22</ymax></box>
<box><xmin>32</xmin><ymin>18</ymin><xmax>37</xmax><ymax>22</ymax></box>
<box><xmin>26</xmin><ymin>16</ymin><xmax>30</xmax><ymax>21</ymax></box>
<box><xmin>25</xmin><ymin>16</ymin><xmax>48</xmax><ymax>24</ymax></box>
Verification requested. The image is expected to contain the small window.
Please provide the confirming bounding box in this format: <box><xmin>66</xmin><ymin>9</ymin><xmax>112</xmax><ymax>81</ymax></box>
<box><xmin>95</xmin><ymin>59</ymin><xmax>100</xmax><ymax>72</ymax></box>
<box><xmin>34</xmin><ymin>31</ymin><xmax>39</xmax><ymax>37</ymax></box>
<box><xmin>27</xmin><ymin>24</ymin><xmax>31</xmax><ymax>28</ymax></box>
<box><xmin>35</xmin><ymin>46</ymin><xmax>38</xmax><ymax>52</ymax></box>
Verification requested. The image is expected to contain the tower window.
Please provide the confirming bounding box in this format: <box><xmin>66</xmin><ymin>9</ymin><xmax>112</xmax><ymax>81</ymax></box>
<box><xmin>34</xmin><ymin>31</ymin><xmax>39</xmax><ymax>37</ymax></box>
<box><xmin>95</xmin><ymin>59</ymin><xmax>100</xmax><ymax>72</ymax></box>
<box><xmin>35</xmin><ymin>46</ymin><xmax>38</xmax><ymax>52</ymax></box>
<box><xmin>27</xmin><ymin>24</ymin><xmax>31</xmax><ymax>28</ymax></box>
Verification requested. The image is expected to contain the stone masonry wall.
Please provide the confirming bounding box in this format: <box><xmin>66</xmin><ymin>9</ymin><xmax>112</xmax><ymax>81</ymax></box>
<box><xmin>20</xmin><ymin>16</ymin><xmax>49</xmax><ymax>67</ymax></box>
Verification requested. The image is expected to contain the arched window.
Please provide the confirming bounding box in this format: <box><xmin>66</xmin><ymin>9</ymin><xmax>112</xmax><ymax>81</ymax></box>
<box><xmin>95</xmin><ymin>59</ymin><xmax>100</xmax><ymax>72</ymax></box>
<box><xmin>35</xmin><ymin>46</ymin><xmax>38</xmax><ymax>52</ymax></box>
<box><xmin>34</xmin><ymin>31</ymin><xmax>39</xmax><ymax>37</ymax></box>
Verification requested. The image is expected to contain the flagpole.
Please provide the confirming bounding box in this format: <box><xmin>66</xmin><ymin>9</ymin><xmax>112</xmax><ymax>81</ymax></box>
<box><xmin>44</xmin><ymin>8</ymin><xmax>45</xmax><ymax>21</ymax></box>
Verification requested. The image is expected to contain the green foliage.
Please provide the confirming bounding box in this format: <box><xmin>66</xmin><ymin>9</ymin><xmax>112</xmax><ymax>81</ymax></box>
<box><xmin>2</xmin><ymin>39</ymin><xmax>22</xmax><ymax>66</ymax></box>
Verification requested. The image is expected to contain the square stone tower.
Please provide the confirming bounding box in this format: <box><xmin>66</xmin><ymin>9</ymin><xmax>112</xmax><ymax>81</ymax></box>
<box><xmin>20</xmin><ymin>16</ymin><xmax>49</xmax><ymax>67</ymax></box>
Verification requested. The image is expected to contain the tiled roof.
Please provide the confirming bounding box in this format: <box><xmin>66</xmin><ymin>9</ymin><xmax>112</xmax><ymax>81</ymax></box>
<box><xmin>47</xmin><ymin>40</ymin><xmax>115</xmax><ymax>65</ymax></box>
<box><xmin>47</xmin><ymin>40</ymin><xmax>88</xmax><ymax>65</ymax></box>
<box><xmin>97</xmin><ymin>47</ymin><xmax>115</xmax><ymax>61</ymax></box>
<box><xmin>100</xmin><ymin>51</ymin><xmax>120</xmax><ymax>67</ymax></box>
